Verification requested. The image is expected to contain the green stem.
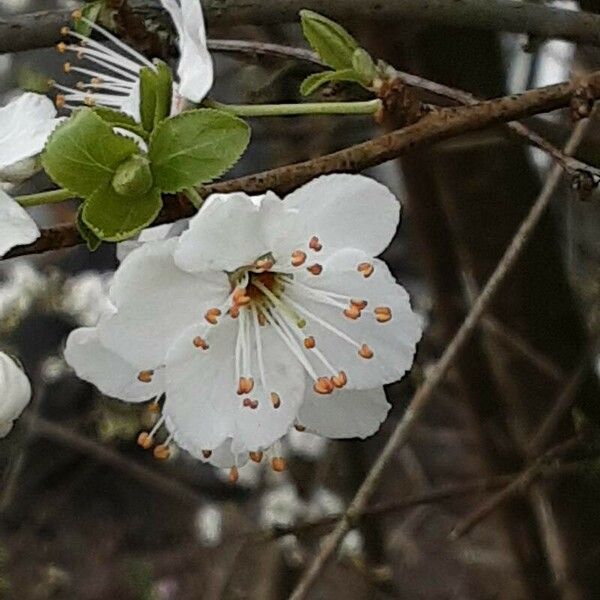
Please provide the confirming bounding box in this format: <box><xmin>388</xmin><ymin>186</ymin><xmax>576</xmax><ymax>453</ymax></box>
<box><xmin>205</xmin><ymin>98</ymin><xmax>382</xmax><ymax>117</ymax></box>
<box><xmin>15</xmin><ymin>188</ymin><xmax>75</xmax><ymax>207</ymax></box>
<box><xmin>184</xmin><ymin>187</ymin><xmax>204</xmax><ymax>209</ymax></box>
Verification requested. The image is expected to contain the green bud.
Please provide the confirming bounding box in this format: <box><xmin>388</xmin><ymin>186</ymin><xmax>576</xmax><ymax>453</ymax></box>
<box><xmin>112</xmin><ymin>154</ymin><xmax>153</xmax><ymax>197</ymax></box>
<box><xmin>352</xmin><ymin>48</ymin><xmax>377</xmax><ymax>85</ymax></box>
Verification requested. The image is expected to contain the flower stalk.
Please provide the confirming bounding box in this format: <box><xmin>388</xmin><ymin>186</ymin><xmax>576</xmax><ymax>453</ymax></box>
<box><xmin>15</xmin><ymin>188</ymin><xmax>75</xmax><ymax>207</ymax></box>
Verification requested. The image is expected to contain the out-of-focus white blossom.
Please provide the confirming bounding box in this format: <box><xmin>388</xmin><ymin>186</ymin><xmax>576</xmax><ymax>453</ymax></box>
<box><xmin>286</xmin><ymin>427</ymin><xmax>328</xmax><ymax>461</ymax></box>
<box><xmin>195</xmin><ymin>504</ymin><xmax>223</xmax><ymax>547</ymax></box>
<box><xmin>0</xmin><ymin>351</ymin><xmax>31</xmax><ymax>437</ymax></box>
<box><xmin>0</xmin><ymin>263</ymin><xmax>46</xmax><ymax>320</ymax></box>
<box><xmin>260</xmin><ymin>483</ymin><xmax>305</xmax><ymax>529</ymax></box>
<box><xmin>307</xmin><ymin>487</ymin><xmax>344</xmax><ymax>520</ymax></box>
<box><xmin>61</xmin><ymin>271</ymin><xmax>113</xmax><ymax>326</ymax></box>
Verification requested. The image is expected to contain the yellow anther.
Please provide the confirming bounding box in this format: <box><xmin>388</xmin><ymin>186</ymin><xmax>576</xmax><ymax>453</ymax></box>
<box><xmin>76</xmin><ymin>81</ymin><xmax>86</xmax><ymax>90</ymax></box>
<box><xmin>358</xmin><ymin>344</ymin><xmax>374</xmax><ymax>359</ymax></box>
<box><xmin>202</xmin><ymin>449</ymin><xmax>212</xmax><ymax>459</ymax></box>
<box><xmin>83</xmin><ymin>95</ymin><xmax>95</xmax><ymax>106</ymax></box>
<box><xmin>331</xmin><ymin>370</ymin><xmax>347</xmax><ymax>389</ymax></box>
<box><xmin>271</xmin><ymin>457</ymin><xmax>286</xmax><ymax>472</ymax></box>
<box><xmin>307</xmin><ymin>263</ymin><xmax>323</xmax><ymax>276</ymax></box>
<box><xmin>205</xmin><ymin>307</ymin><xmax>221</xmax><ymax>324</ymax></box>
<box><xmin>233</xmin><ymin>287</ymin><xmax>251</xmax><ymax>306</ymax></box>
<box><xmin>291</xmin><ymin>250</ymin><xmax>307</xmax><ymax>267</ymax></box>
<box><xmin>137</xmin><ymin>431</ymin><xmax>154</xmax><ymax>450</ymax></box>
<box><xmin>271</xmin><ymin>392</ymin><xmax>281</xmax><ymax>408</ymax></box>
<box><xmin>71</xmin><ymin>9</ymin><xmax>83</xmax><ymax>21</ymax></box>
<box><xmin>56</xmin><ymin>41</ymin><xmax>67</xmax><ymax>53</ymax></box>
<box><xmin>153</xmin><ymin>444</ymin><xmax>171</xmax><ymax>460</ymax></box>
<box><xmin>91</xmin><ymin>77</ymin><xmax>103</xmax><ymax>86</ymax></box>
<box><xmin>63</xmin><ymin>62</ymin><xmax>71</xmax><ymax>73</ymax></box>
<box><xmin>193</xmin><ymin>336</ymin><xmax>209</xmax><ymax>350</ymax></box>
<box><xmin>255</xmin><ymin>258</ymin><xmax>274</xmax><ymax>272</ymax></box>
<box><xmin>137</xmin><ymin>370</ymin><xmax>154</xmax><ymax>383</ymax></box>
<box><xmin>229</xmin><ymin>466</ymin><xmax>239</xmax><ymax>483</ymax></box>
<box><xmin>343</xmin><ymin>305</ymin><xmax>361</xmax><ymax>320</ymax></box>
<box><xmin>60</xmin><ymin>26</ymin><xmax>70</xmax><ymax>37</ymax></box>
<box><xmin>374</xmin><ymin>306</ymin><xmax>392</xmax><ymax>323</ymax></box>
<box><xmin>357</xmin><ymin>262</ymin><xmax>374</xmax><ymax>278</ymax></box>
<box><xmin>148</xmin><ymin>401</ymin><xmax>160</xmax><ymax>414</ymax></box>
<box><xmin>237</xmin><ymin>377</ymin><xmax>254</xmax><ymax>395</ymax></box>
<box><xmin>229</xmin><ymin>305</ymin><xmax>240</xmax><ymax>319</ymax></box>
<box><xmin>249</xmin><ymin>451</ymin><xmax>263</xmax><ymax>463</ymax></box>
<box><xmin>351</xmin><ymin>299</ymin><xmax>368</xmax><ymax>310</ymax></box>
<box><xmin>304</xmin><ymin>336</ymin><xmax>316</xmax><ymax>349</ymax></box>
<box><xmin>309</xmin><ymin>236</ymin><xmax>322</xmax><ymax>252</ymax></box>
<box><xmin>314</xmin><ymin>377</ymin><xmax>334</xmax><ymax>395</ymax></box>
<box><xmin>55</xmin><ymin>95</ymin><xmax>66</xmax><ymax>109</ymax></box>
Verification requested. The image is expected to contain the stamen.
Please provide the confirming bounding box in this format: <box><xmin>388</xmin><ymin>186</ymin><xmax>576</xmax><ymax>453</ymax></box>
<box><xmin>307</xmin><ymin>263</ymin><xmax>323</xmax><ymax>276</ymax></box>
<box><xmin>271</xmin><ymin>457</ymin><xmax>286</xmax><ymax>472</ymax></box>
<box><xmin>137</xmin><ymin>431</ymin><xmax>154</xmax><ymax>450</ymax></box>
<box><xmin>331</xmin><ymin>370</ymin><xmax>348</xmax><ymax>388</ymax></box>
<box><xmin>255</xmin><ymin>258</ymin><xmax>274</xmax><ymax>272</ymax></box>
<box><xmin>55</xmin><ymin>94</ymin><xmax>66</xmax><ymax>109</ymax></box>
<box><xmin>137</xmin><ymin>369</ymin><xmax>154</xmax><ymax>383</ymax></box>
<box><xmin>343</xmin><ymin>305</ymin><xmax>361</xmax><ymax>320</ymax></box>
<box><xmin>358</xmin><ymin>262</ymin><xmax>374</xmax><ymax>278</ymax></box>
<box><xmin>242</xmin><ymin>398</ymin><xmax>259</xmax><ymax>409</ymax></box>
<box><xmin>153</xmin><ymin>444</ymin><xmax>171</xmax><ymax>460</ymax></box>
<box><xmin>202</xmin><ymin>450</ymin><xmax>212</xmax><ymax>459</ymax></box>
<box><xmin>270</xmin><ymin>392</ymin><xmax>281</xmax><ymax>408</ymax></box>
<box><xmin>309</xmin><ymin>236</ymin><xmax>322</xmax><ymax>251</ymax></box>
<box><xmin>148</xmin><ymin>400</ymin><xmax>161</xmax><ymax>413</ymax></box>
<box><xmin>291</xmin><ymin>250</ymin><xmax>307</xmax><ymax>267</ymax></box>
<box><xmin>351</xmin><ymin>299</ymin><xmax>368</xmax><ymax>310</ymax></box>
<box><xmin>249</xmin><ymin>451</ymin><xmax>263</xmax><ymax>463</ymax></box>
<box><xmin>229</xmin><ymin>466</ymin><xmax>239</xmax><ymax>483</ymax></box>
<box><xmin>205</xmin><ymin>307</ymin><xmax>221</xmax><ymax>325</ymax></box>
<box><xmin>193</xmin><ymin>336</ymin><xmax>209</xmax><ymax>350</ymax></box>
<box><xmin>314</xmin><ymin>376</ymin><xmax>334</xmax><ymax>394</ymax></box>
<box><xmin>237</xmin><ymin>377</ymin><xmax>255</xmax><ymax>395</ymax></box>
<box><xmin>304</xmin><ymin>336</ymin><xmax>316</xmax><ymax>349</ymax></box>
<box><xmin>374</xmin><ymin>306</ymin><xmax>392</xmax><ymax>322</ymax></box>
<box><xmin>358</xmin><ymin>343</ymin><xmax>374</xmax><ymax>359</ymax></box>
<box><xmin>294</xmin><ymin>424</ymin><xmax>306</xmax><ymax>432</ymax></box>
<box><xmin>229</xmin><ymin>305</ymin><xmax>240</xmax><ymax>319</ymax></box>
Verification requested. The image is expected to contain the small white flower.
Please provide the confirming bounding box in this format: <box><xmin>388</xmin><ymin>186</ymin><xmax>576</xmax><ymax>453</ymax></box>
<box><xmin>0</xmin><ymin>351</ymin><xmax>32</xmax><ymax>437</ymax></box>
<box><xmin>260</xmin><ymin>483</ymin><xmax>305</xmax><ymax>529</ymax></box>
<box><xmin>55</xmin><ymin>1</ymin><xmax>213</xmax><ymax>118</ymax></box>
<box><xmin>0</xmin><ymin>189</ymin><xmax>40</xmax><ymax>257</ymax></box>
<box><xmin>0</xmin><ymin>93</ymin><xmax>62</xmax><ymax>183</ymax></box>
<box><xmin>65</xmin><ymin>174</ymin><xmax>422</xmax><ymax>467</ymax></box>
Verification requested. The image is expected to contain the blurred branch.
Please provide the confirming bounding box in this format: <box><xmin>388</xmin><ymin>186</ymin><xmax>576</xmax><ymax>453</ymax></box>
<box><xmin>287</xmin><ymin>112</ymin><xmax>594</xmax><ymax>600</ymax></box>
<box><xmin>7</xmin><ymin>73</ymin><xmax>600</xmax><ymax>261</ymax></box>
<box><xmin>8</xmin><ymin>1</ymin><xmax>600</xmax><ymax>53</ymax></box>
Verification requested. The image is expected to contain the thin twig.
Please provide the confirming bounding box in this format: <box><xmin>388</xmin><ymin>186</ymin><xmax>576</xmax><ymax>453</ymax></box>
<box><xmin>449</xmin><ymin>436</ymin><xmax>585</xmax><ymax>540</ymax></box>
<box><xmin>7</xmin><ymin>72</ymin><xmax>600</xmax><ymax>261</ymax></box>
<box><xmin>287</xmin><ymin>109</ymin><xmax>594</xmax><ymax>600</ymax></box>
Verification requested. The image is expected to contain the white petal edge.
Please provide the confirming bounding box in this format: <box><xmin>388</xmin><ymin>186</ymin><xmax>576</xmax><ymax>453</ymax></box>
<box><xmin>0</xmin><ymin>351</ymin><xmax>31</xmax><ymax>436</ymax></box>
<box><xmin>0</xmin><ymin>189</ymin><xmax>40</xmax><ymax>257</ymax></box>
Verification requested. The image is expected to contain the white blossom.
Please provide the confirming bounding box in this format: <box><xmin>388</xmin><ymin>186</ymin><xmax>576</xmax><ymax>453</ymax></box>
<box><xmin>55</xmin><ymin>1</ymin><xmax>213</xmax><ymax>118</ymax></box>
<box><xmin>0</xmin><ymin>351</ymin><xmax>32</xmax><ymax>437</ymax></box>
<box><xmin>65</xmin><ymin>174</ymin><xmax>422</xmax><ymax>468</ymax></box>
<box><xmin>0</xmin><ymin>189</ymin><xmax>40</xmax><ymax>258</ymax></box>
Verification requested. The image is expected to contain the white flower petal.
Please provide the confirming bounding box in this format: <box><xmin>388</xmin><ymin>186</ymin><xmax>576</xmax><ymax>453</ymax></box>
<box><xmin>116</xmin><ymin>218</ymin><xmax>189</xmax><ymax>263</ymax></box>
<box><xmin>274</xmin><ymin>174</ymin><xmax>400</xmax><ymax>260</ymax></box>
<box><xmin>174</xmin><ymin>191</ymin><xmax>288</xmax><ymax>273</ymax></box>
<box><xmin>99</xmin><ymin>238</ymin><xmax>229</xmax><ymax>367</ymax></box>
<box><xmin>0</xmin><ymin>189</ymin><xmax>40</xmax><ymax>257</ymax></box>
<box><xmin>0</xmin><ymin>93</ymin><xmax>61</xmax><ymax>179</ymax></box>
<box><xmin>298</xmin><ymin>385</ymin><xmax>390</xmax><ymax>439</ymax></box>
<box><xmin>176</xmin><ymin>435</ymin><xmax>249</xmax><ymax>468</ymax></box>
<box><xmin>0</xmin><ymin>351</ymin><xmax>31</xmax><ymax>436</ymax></box>
<box><xmin>287</xmin><ymin>248</ymin><xmax>422</xmax><ymax>389</ymax></box>
<box><xmin>64</xmin><ymin>327</ymin><xmax>164</xmax><ymax>402</ymax></box>
<box><xmin>164</xmin><ymin>317</ymin><xmax>305</xmax><ymax>453</ymax></box>
<box><xmin>161</xmin><ymin>0</ymin><xmax>213</xmax><ymax>102</ymax></box>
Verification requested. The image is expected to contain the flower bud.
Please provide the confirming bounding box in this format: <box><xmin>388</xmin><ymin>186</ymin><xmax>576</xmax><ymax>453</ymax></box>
<box><xmin>112</xmin><ymin>154</ymin><xmax>153</xmax><ymax>197</ymax></box>
<box><xmin>0</xmin><ymin>352</ymin><xmax>32</xmax><ymax>437</ymax></box>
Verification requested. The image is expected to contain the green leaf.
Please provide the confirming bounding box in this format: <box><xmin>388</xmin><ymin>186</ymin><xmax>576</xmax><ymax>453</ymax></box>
<box><xmin>42</xmin><ymin>108</ymin><xmax>138</xmax><ymax>199</ymax></box>
<box><xmin>139</xmin><ymin>61</ymin><xmax>173</xmax><ymax>132</ymax></box>
<box><xmin>74</xmin><ymin>1</ymin><xmax>104</xmax><ymax>37</ymax></box>
<box><xmin>76</xmin><ymin>205</ymin><xmax>102</xmax><ymax>251</ymax></box>
<box><xmin>300</xmin><ymin>68</ymin><xmax>366</xmax><ymax>96</ymax></box>
<box><xmin>300</xmin><ymin>10</ymin><xmax>359</xmax><ymax>70</ymax></box>
<box><xmin>82</xmin><ymin>185</ymin><xmax>162</xmax><ymax>242</ymax></box>
<box><xmin>149</xmin><ymin>109</ymin><xmax>250</xmax><ymax>193</ymax></box>
<box><xmin>352</xmin><ymin>48</ymin><xmax>377</xmax><ymax>85</ymax></box>
<box><xmin>92</xmin><ymin>106</ymin><xmax>148</xmax><ymax>139</ymax></box>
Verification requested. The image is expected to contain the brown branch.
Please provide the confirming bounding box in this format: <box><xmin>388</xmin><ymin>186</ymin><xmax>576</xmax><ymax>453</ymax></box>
<box><xmin>287</xmin><ymin>108</ymin><xmax>594</xmax><ymax>600</ymax></box>
<box><xmin>8</xmin><ymin>0</ymin><xmax>600</xmax><ymax>53</ymax></box>
<box><xmin>7</xmin><ymin>72</ymin><xmax>600</xmax><ymax>261</ymax></box>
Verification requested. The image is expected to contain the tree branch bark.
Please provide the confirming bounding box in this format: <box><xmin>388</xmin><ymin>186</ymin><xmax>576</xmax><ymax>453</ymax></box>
<box><xmin>7</xmin><ymin>0</ymin><xmax>600</xmax><ymax>53</ymax></box>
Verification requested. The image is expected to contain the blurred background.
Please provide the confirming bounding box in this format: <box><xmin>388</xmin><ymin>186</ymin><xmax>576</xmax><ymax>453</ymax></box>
<box><xmin>1</xmin><ymin>0</ymin><xmax>600</xmax><ymax>598</ymax></box>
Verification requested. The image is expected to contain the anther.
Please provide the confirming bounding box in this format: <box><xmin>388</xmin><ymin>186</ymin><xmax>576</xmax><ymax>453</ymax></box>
<box><xmin>71</xmin><ymin>9</ymin><xmax>83</xmax><ymax>21</ymax></box>
<box><xmin>291</xmin><ymin>250</ymin><xmax>307</xmax><ymax>267</ymax></box>
<box><xmin>202</xmin><ymin>450</ymin><xmax>212</xmax><ymax>459</ymax></box>
<box><xmin>56</xmin><ymin>42</ymin><xmax>67</xmax><ymax>53</ymax></box>
<box><xmin>137</xmin><ymin>431</ymin><xmax>154</xmax><ymax>450</ymax></box>
<box><xmin>271</xmin><ymin>392</ymin><xmax>281</xmax><ymax>408</ymax></box>
<box><xmin>271</xmin><ymin>457</ymin><xmax>286</xmax><ymax>472</ymax></box>
<box><xmin>258</xmin><ymin>312</ymin><xmax>267</xmax><ymax>326</ymax></box>
<box><xmin>351</xmin><ymin>299</ymin><xmax>368</xmax><ymax>310</ymax></box>
<box><xmin>55</xmin><ymin>95</ymin><xmax>66</xmax><ymax>109</ymax></box>
<box><xmin>294</xmin><ymin>424</ymin><xmax>306</xmax><ymax>432</ymax></box>
<box><xmin>255</xmin><ymin>258</ymin><xmax>274</xmax><ymax>271</ymax></box>
<box><xmin>153</xmin><ymin>444</ymin><xmax>171</xmax><ymax>460</ymax></box>
<box><xmin>229</xmin><ymin>305</ymin><xmax>240</xmax><ymax>319</ymax></box>
<box><xmin>137</xmin><ymin>370</ymin><xmax>154</xmax><ymax>383</ymax></box>
<box><xmin>242</xmin><ymin>398</ymin><xmax>258</xmax><ymax>409</ymax></box>
<box><xmin>309</xmin><ymin>236</ymin><xmax>322</xmax><ymax>252</ymax></box>
<box><xmin>331</xmin><ymin>370</ymin><xmax>347</xmax><ymax>388</ymax></box>
<box><xmin>205</xmin><ymin>307</ymin><xmax>221</xmax><ymax>325</ymax></box>
<box><xmin>237</xmin><ymin>377</ymin><xmax>254</xmax><ymax>395</ymax></box>
<box><xmin>60</xmin><ymin>26</ymin><xmax>70</xmax><ymax>37</ymax></box>
<box><xmin>233</xmin><ymin>287</ymin><xmax>251</xmax><ymax>306</ymax></box>
<box><xmin>357</xmin><ymin>262</ymin><xmax>374</xmax><ymax>278</ymax></box>
<box><xmin>148</xmin><ymin>401</ymin><xmax>160</xmax><ymax>413</ymax></box>
<box><xmin>374</xmin><ymin>306</ymin><xmax>392</xmax><ymax>322</ymax></box>
<box><xmin>83</xmin><ymin>95</ymin><xmax>96</xmax><ymax>106</ymax></box>
<box><xmin>304</xmin><ymin>336</ymin><xmax>316</xmax><ymax>349</ymax></box>
<box><xmin>249</xmin><ymin>451</ymin><xmax>263</xmax><ymax>463</ymax></box>
<box><xmin>358</xmin><ymin>343</ymin><xmax>374</xmax><ymax>359</ymax></box>
<box><xmin>314</xmin><ymin>377</ymin><xmax>334</xmax><ymax>395</ymax></box>
<box><xmin>63</xmin><ymin>62</ymin><xmax>71</xmax><ymax>73</ymax></box>
<box><xmin>307</xmin><ymin>263</ymin><xmax>323</xmax><ymax>276</ymax></box>
<box><xmin>343</xmin><ymin>305</ymin><xmax>361</xmax><ymax>320</ymax></box>
<box><xmin>193</xmin><ymin>336</ymin><xmax>209</xmax><ymax>350</ymax></box>
<box><xmin>229</xmin><ymin>466</ymin><xmax>239</xmax><ymax>483</ymax></box>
